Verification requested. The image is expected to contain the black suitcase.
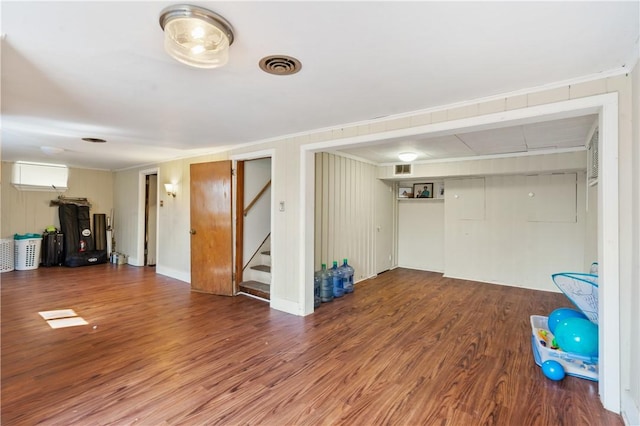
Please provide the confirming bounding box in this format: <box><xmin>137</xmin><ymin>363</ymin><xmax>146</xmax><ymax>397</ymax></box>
<box><xmin>41</xmin><ymin>231</ymin><xmax>64</xmax><ymax>266</ymax></box>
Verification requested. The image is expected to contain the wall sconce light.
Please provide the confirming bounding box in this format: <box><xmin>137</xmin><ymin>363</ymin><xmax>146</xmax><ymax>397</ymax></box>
<box><xmin>159</xmin><ymin>4</ymin><xmax>235</xmax><ymax>69</ymax></box>
<box><xmin>164</xmin><ymin>183</ymin><xmax>176</xmax><ymax>197</ymax></box>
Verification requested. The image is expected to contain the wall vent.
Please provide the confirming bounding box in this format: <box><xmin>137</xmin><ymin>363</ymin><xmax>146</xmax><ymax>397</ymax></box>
<box><xmin>11</xmin><ymin>161</ymin><xmax>68</xmax><ymax>191</ymax></box>
<box><xmin>394</xmin><ymin>164</ymin><xmax>413</xmax><ymax>176</ymax></box>
<box><xmin>588</xmin><ymin>128</ymin><xmax>599</xmax><ymax>182</ymax></box>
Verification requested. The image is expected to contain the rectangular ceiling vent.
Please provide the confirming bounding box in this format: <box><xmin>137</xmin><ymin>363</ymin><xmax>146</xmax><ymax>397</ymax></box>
<box><xmin>394</xmin><ymin>164</ymin><xmax>413</xmax><ymax>177</ymax></box>
<box><xmin>11</xmin><ymin>161</ymin><xmax>68</xmax><ymax>192</ymax></box>
<box><xmin>588</xmin><ymin>128</ymin><xmax>599</xmax><ymax>182</ymax></box>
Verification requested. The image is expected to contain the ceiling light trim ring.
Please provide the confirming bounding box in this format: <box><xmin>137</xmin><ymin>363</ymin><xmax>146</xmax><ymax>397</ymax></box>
<box><xmin>159</xmin><ymin>4</ymin><xmax>234</xmax><ymax>45</ymax></box>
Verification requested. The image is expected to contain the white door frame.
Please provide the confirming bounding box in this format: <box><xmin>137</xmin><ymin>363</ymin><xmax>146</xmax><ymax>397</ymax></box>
<box><xmin>135</xmin><ymin>167</ymin><xmax>160</xmax><ymax>267</ymax></box>
<box><xmin>300</xmin><ymin>93</ymin><xmax>620</xmax><ymax>412</ymax></box>
<box><xmin>230</xmin><ymin>149</ymin><xmax>275</xmax><ymax>303</ymax></box>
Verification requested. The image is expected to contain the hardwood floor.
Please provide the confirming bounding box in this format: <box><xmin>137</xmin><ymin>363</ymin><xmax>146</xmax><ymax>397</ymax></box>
<box><xmin>1</xmin><ymin>265</ymin><xmax>622</xmax><ymax>425</ymax></box>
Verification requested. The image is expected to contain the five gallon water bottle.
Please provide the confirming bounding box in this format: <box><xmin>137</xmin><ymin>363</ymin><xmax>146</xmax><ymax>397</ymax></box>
<box><xmin>331</xmin><ymin>261</ymin><xmax>344</xmax><ymax>298</ymax></box>
<box><xmin>319</xmin><ymin>263</ymin><xmax>333</xmax><ymax>302</ymax></box>
<box><xmin>313</xmin><ymin>270</ymin><xmax>321</xmax><ymax>308</ymax></box>
<box><xmin>339</xmin><ymin>258</ymin><xmax>355</xmax><ymax>293</ymax></box>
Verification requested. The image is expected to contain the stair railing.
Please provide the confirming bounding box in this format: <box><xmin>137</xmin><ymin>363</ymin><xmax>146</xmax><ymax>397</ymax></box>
<box><xmin>243</xmin><ymin>233</ymin><xmax>271</xmax><ymax>272</ymax></box>
<box><xmin>243</xmin><ymin>179</ymin><xmax>271</xmax><ymax>217</ymax></box>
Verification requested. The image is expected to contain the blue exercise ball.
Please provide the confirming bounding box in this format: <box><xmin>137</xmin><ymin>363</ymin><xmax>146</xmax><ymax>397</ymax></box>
<box><xmin>541</xmin><ymin>360</ymin><xmax>565</xmax><ymax>381</ymax></box>
<box><xmin>547</xmin><ymin>307</ymin><xmax>588</xmax><ymax>334</ymax></box>
<box><xmin>554</xmin><ymin>317</ymin><xmax>599</xmax><ymax>357</ymax></box>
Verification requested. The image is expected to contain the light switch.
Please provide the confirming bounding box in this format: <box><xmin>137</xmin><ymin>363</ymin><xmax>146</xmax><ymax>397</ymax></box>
<box><xmin>279</xmin><ymin>201</ymin><xmax>285</xmax><ymax>212</ymax></box>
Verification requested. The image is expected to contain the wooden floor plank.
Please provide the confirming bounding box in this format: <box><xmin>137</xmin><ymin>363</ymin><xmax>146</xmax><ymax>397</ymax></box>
<box><xmin>1</xmin><ymin>265</ymin><xmax>622</xmax><ymax>425</ymax></box>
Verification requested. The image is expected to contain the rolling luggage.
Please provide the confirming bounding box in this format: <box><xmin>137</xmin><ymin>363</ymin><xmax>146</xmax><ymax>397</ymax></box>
<box><xmin>41</xmin><ymin>231</ymin><xmax>64</xmax><ymax>266</ymax></box>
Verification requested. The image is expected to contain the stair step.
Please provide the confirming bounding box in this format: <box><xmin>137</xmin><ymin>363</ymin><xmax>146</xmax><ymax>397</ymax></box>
<box><xmin>239</xmin><ymin>280</ymin><xmax>270</xmax><ymax>300</ymax></box>
<box><xmin>251</xmin><ymin>264</ymin><xmax>271</xmax><ymax>273</ymax></box>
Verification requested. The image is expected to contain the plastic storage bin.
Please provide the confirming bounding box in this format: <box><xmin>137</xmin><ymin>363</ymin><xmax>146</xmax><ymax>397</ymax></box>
<box><xmin>530</xmin><ymin>315</ymin><xmax>598</xmax><ymax>381</ymax></box>
<box><xmin>1</xmin><ymin>238</ymin><xmax>14</xmax><ymax>273</ymax></box>
<box><xmin>14</xmin><ymin>234</ymin><xmax>42</xmax><ymax>270</ymax></box>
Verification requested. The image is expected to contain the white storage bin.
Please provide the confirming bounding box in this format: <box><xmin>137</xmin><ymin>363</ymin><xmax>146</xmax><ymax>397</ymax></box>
<box><xmin>530</xmin><ymin>315</ymin><xmax>598</xmax><ymax>381</ymax></box>
<box><xmin>1</xmin><ymin>238</ymin><xmax>14</xmax><ymax>273</ymax></box>
<box><xmin>14</xmin><ymin>237</ymin><xmax>42</xmax><ymax>270</ymax></box>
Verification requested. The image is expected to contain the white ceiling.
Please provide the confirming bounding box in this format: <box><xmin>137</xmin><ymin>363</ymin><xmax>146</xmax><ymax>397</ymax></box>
<box><xmin>338</xmin><ymin>114</ymin><xmax>599</xmax><ymax>164</ymax></box>
<box><xmin>1</xmin><ymin>1</ymin><xmax>638</xmax><ymax>170</ymax></box>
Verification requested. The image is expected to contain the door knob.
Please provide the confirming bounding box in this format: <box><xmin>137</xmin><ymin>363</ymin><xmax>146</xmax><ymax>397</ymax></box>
<box><xmin>190</xmin><ymin>229</ymin><xmax>196</xmax><ymax>235</ymax></box>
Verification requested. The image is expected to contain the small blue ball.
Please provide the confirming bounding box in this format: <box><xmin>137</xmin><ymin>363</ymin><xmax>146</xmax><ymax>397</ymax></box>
<box><xmin>542</xmin><ymin>360</ymin><xmax>565</xmax><ymax>381</ymax></box>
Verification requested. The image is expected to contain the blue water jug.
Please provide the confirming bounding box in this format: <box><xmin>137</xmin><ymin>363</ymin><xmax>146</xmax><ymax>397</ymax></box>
<box><xmin>319</xmin><ymin>263</ymin><xmax>333</xmax><ymax>302</ymax></box>
<box><xmin>339</xmin><ymin>258</ymin><xmax>355</xmax><ymax>293</ymax></box>
<box><xmin>331</xmin><ymin>261</ymin><xmax>344</xmax><ymax>298</ymax></box>
<box><xmin>313</xmin><ymin>270</ymin><xmax>321</xmax><ymax>308</ymax></box>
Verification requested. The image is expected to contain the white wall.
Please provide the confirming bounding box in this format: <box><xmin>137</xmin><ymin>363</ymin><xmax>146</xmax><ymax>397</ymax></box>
<box><xmin>443</xmin><ymin>173</ymin><xmax>586</xmax><ymax>292</ymax></box>
<box><xmin>397</xmin><ymin>199</ymin><xmax>445</xmax><ymax>272</ymax></box>
<box><xmin>585</xmin><ymin>182</ymin><xmax>598</xmax><ymax>271</ymax></box>
<box><xmin>1</xmin><ymin>162</ymin><xmax>113</xmax><ymax>237</ymax></box>
<box><xmin>623</xmin><ymin>61</ymin><xmax>640</xmax><ymax>425</ymax></box>
<box><xmin>397</xmin><ymin>172</ymin><xmax>589</xmax><ymax>292</ymax></box>
<box><xmin>242</xmin><ymin>158</ymin><xmax>271</xmax><ymax>267</ymax></box>
<box><xmin>112</xmin><ymin>153</ymin><xmax>227</xmax><ymax>280</ymax></box>
<box><xmin>378</xmin><ymin>150</ymin><xmax>587</xmax><ymax>180</ymax></box>
<box><xmin>374</xmin><ymin>178</ymin><xmax>395</xmax><ymax>274</ymax></box>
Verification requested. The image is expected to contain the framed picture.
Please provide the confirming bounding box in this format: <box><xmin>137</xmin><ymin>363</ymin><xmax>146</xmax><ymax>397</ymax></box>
<box><xmin>398</xmin><ymin>186</ymin><xmax>413</xmax><ymax>198</ymax></box>
<box><xmin>413</xmin><ymin>183</ymin><xmax>434</xmax><ymax>198</ymax></box>
<box><xmin>435</xmin><ymin>182</ymin><xmax>445</xmax><ymax>199</ymax></box>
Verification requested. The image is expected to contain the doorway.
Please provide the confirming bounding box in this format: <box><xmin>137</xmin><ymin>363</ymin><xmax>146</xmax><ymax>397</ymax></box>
<box><xmin>236</xmin><ymin>157</ymin><xmax>273</xmax><ymax>300</ymax></box>
<box><xmin>144</xmin><ymin>174</ymin><xmax>158</xmax><ymax>266</ymax></box>
<box><xmin>136</xmin><ymin>168</ymin><xmax>159</xmax><ymax>268</ymax></box>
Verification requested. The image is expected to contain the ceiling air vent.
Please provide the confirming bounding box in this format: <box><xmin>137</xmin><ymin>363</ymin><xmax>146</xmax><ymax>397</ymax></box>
<box><xmin>259</xmin><ymin>55</ymin><xmax>302</xmax><ymax>75</ymax></box>
<box><xmin>394</xmin><ymin>164</ymin><xmax>412</xmax><ymax>177</ymax></box>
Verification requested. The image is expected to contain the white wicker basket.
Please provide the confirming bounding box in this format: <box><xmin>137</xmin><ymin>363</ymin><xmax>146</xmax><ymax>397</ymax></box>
<box><xmin>0</xmin><ymin>238</ymin><xmax>14</xmax><ymax>273</ymax></box>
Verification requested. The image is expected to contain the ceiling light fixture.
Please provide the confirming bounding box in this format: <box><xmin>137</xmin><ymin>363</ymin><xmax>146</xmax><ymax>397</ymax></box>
<box><xmin>398</xmin><ymin>152</ymin><xmax>417</xmax><ymax>162</ymax></box>
<box><xmin>159</xmin><ymin>4</ymin><xmax>234</xmax><ymax>69</ymax></box>
<box><xmin>41</xmin><ymin>146</ymin><xmax>64</xmax><ymax>155</ymax></box>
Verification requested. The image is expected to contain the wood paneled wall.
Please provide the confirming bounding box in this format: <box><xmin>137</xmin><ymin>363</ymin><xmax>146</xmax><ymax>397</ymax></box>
<box><xmin>314</xmin><ymin>153</ymin><xmax>376</xmax><ymax>281</ymax></box>
<box><xmin>1</xmin><ymin>162</ymin><xmax>113</xmax><ymax>237</ymax></box>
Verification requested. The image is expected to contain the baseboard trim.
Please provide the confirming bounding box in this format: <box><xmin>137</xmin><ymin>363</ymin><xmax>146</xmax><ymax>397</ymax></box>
<box><xmin>270</xmin><ymin>297</ymin><xmax>303</xmax><ymax>316</ymax></box>
<box><xmin>155</xmin><ymin>266</ymin><xmax>190</xmax><ymax>284</ymax></box>
<box><xmin>622</xmin><ymin>390</ymin><xmax>640</xmax><ymax>426</ymax></box>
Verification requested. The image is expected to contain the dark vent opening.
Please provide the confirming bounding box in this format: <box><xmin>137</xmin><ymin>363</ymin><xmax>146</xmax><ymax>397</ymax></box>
<box><xmin>394</xmin><ymin>164</ymin><xmax>412</xmax><ymax>175</ymax></box>
<box><xmin>259</xmin><ymin>55</ymin><xmax>302</xmax><ymax>75</ymax></box>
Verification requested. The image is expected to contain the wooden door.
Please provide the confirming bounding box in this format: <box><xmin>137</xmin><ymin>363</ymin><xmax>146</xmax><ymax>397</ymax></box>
<box><xmin>190</xmin><ymin>161</ymin><xmax>234</xmax><ymax>295</ymax></box>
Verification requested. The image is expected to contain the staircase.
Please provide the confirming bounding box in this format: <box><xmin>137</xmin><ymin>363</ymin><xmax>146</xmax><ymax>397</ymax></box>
<box><xmin>239</xmin><ymin>240</ymin><xmax>271</xmax><ymax>301</ymax></box>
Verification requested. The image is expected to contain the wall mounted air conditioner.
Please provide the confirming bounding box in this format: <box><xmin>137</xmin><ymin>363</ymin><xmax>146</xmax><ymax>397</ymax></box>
<box><xmin>11</xmin><ymin>161</ymin><xmax>68</xmax><ymax>191</ymax></box>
